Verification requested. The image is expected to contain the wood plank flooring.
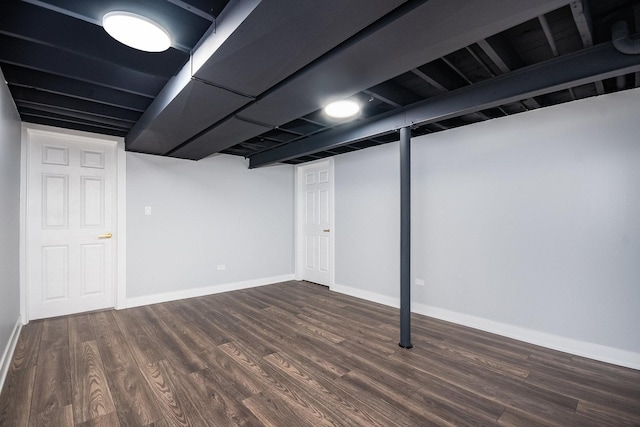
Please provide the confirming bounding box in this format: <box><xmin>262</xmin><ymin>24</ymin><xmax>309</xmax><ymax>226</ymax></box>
<box><xmin>1</xmin><ymin>281</ymin><xmax>639</xmax><ymax>426</ymax></box>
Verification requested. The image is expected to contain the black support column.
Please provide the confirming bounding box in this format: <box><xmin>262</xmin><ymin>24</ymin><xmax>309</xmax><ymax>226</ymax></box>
<box><xmin>399</xmin><ymin>126</ymin><xmax>413</xmax><ymax>349</ymax></box>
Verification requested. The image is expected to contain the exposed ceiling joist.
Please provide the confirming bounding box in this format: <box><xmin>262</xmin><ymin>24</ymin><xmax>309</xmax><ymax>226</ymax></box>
<box><xmin>363</xmin><ymin>89</ymin><xmax>401</xmax><ymax>108</ymax></box>
<box><xmin>16</xmin><ymin>102</ymin><xmax>134</xmax><ymax>130</ymax></box>
<box><xmin>539</xmin><ymin>14</ymin><xmax>560</xmax><ymax>56</ymax></box>
<box><xmin>634</xmin><ymin>1</ymin><xmax>640</xmax><ymax>87</ymax></box>
<box><xmin>10</xmin><ymin>86</ymin><xmax>141</xmax><ymax>123</ymax></box>
<box><xmin>165</xmin><ymin>0</ymin><xmax>215</xmax><ymax>21</ymax></box>
<box><xmin>411</xmin><ymin>68</ymin><xmax>447</xmax><ymax>92</ymax></box>
<box><xmin>250</xmin><ymin>42</ymin><xmax>640</xmax><ymax>168</ymax></box>
<box><xmin>569</xmin><ymin>0</ymin><xmax>604</xmax><ymax>95</ymax></box>
<box><xmin>21</xmin><ymin>115</ymin><xmax>129</xmax><ymax>136</ymax></box>
<box><xmin>1</xmin><ymin>65</ymin><xmax>151</xmax><ymax>112</ymax></box>
<box><xmin>570</xmin><ymin>0</ymin><xmax>593</xmax><ymax>47</ymax></box>
<box><xmin>365</xmin><ymin>81</ymin><xmax>423</xmax><ymax>107</ymax></box>
<box><xmin>0</xmin><ymin>36</ymin><xmax>168</xmax><ymax>97</ymax></box>
<box><xmin>20</xmin><ymin>0</ymin><xmax>217</xmax><ymax>53</ymax></box>
<box><xmin>477</xmin><ymin>33</ymin><xmax>545</xmax><ymax>111</ymax></box>
<box><xmin>0</xmin><ymin>2</ymin><xmax>188</xmax><ymax>77</ymax></box>
<box><xmin>468</xmin><ymin>41</ymin><xmax>541</xmax><ymax>110</ymax></box>
<box><xmin>3</xmin><ymin>0</ymin><xmax>638</xmax><ymax>164</ymax></box>
<box><xmin>127</xmin><ymin>0</ymin><xmax>410</xmax><ymax>157</ymax></box>
<box><xmin>441</xmin><ymin>56</ymin><xmax>473</xmax><ymax>85</ymax></box>
<box><xmin>177</xmin><ymin>0</ymin><xmax>574</xmax><ymax>160</ymax></box>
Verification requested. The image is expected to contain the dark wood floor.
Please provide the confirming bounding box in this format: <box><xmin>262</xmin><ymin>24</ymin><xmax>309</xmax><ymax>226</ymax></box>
<box><xmin>1</xmin><ymin>281</ymin><xmax>639</xmax><ymax>426</ymax></box>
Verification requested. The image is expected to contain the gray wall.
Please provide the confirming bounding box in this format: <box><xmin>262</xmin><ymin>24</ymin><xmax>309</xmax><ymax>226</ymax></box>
<box><xmin>0</xmin><ymin>71</ymin><xmax>22</xmax><ymax>359</ymax></box>
<box><xmin>334</xmin><ymin>88</ymin><xmax>640</xmax><ymax>362</ymax></box>
<box><xmin>126</xmin><ymin>152</ymin><xmax>294</xmax><ymax>299</ymax></box>
<box><xmin>335</xmin><ymin>142</ymin><xmax>399</xmax><ymax>297</ymax></box>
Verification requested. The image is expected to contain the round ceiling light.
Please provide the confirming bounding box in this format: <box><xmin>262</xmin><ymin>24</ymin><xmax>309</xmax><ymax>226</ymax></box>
<box><xmin>102</xmin><ymin>11</ymin><xmax>171</xmax><ymax>52</ymax></box>
<box><xmin>324</xmin><ymin>99</ymin><xmax>360</xmax><ymax>119</ymax></box>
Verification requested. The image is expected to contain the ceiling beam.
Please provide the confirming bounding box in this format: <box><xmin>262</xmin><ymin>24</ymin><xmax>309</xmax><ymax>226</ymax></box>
<box><xmin>249</xmin><ymin>42</ymin><xmax>640</xmax><ymax>168</ymax></box>
<box><xmin>20</xmin><ymin>0</ymin><xmax>101</xmax><ymax>26</ymax></box>
<box><xmin>1</xmin><ymin>64</ymin><xmax>152</xmax><ymax>112</ymax></box>
<box><xmin>21</xmin><ymin>115</ymin><xmax>128</xmax><ymax>137</ymax></box>
<box><xmin>539</xmin><ymin>15</ymin><xmax>560</xmax><ymax>56</ymax></box>
<box><xmin>465</xmin><ymin>46</ymin><xmax>496</xmax><ymax>77</ymax></box>
<box><xmin>440</xmin><ymin>56</ymin><xmax>473</xmax><ymax>84</ymax></box>
<box><xmin>411</xmin><ymin>68</ymin><xmax>447</xmax><ymax>91</ymax></box>
<box><xmin>19</xmin><ymin>0</ymin><xmax>198</xmax><ymax>53</ymax></box>
<box><xmin>0</xmin><ymin>2</ymin><xmax>188</xmax><ymax>77</ymax></box>
<box><xmin>463</xmin><ymin>45</ymin><xmax>525</xmax><ymax>114</ymax></box>
<box><xmin>414</xmin><ymin>61</ymin><xmax>468</xmax><ymax>91</ymax></box>
<box><xmin>0</xmin><ymin>36</ymin><xmax>168</xmax><ymax>97</ymax></box>
<box><xmin>477</xmin><ymin>39</ymin><xmax>512</xmax><ymax>74</ymax></box>
<box><xmin>165</xmin><ymin>0</ymin><xmax>215</xmax><ymax>21</ymax></box>
<box><xmin>475</xmin><ymin>36</ymin><xmax>543</xmax><ymax>109</ymax></box>
<box><xmin>569</xmin><ymin>0</ymin><xmax>604</xmax><ymax>95</ymax></box>
<box><xmin>634</xmin><ymin>1</ymin><xmax>640</xmax><ymax>87</ymax></box>
<box><xmin>10</xmin><ymin>86</ymin><xmax>141</xmax><ymax>122</ymax></box>
<box><xmin>363</xmin><ymin>89</ymin><xmax>401</xmax><ymax>107</ymax></box>
<box><xmin>20</xmin><ymin>109</ymin><xmax>130</xmax><ymax>132</ymax></box>
<box><xmin>15</xmin><ymin>102</ymin><xmax>135</xmax><ymax>129</ymax></box>
<box><xmin>570</xmin><ymin>0</ymin><xmax>593</xmax><ymax>47</ymax></box>
<box><xmin>365</xmin><ymin>80</ymin><xmax>423</xmax><ymax>106</ymax></box>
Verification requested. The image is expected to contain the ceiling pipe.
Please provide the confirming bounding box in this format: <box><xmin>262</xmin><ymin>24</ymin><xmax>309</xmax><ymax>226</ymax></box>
<box><xmin>612</xmin><ymin>20</ymin><xmax>640</xmax><ymax>54</ymax></box>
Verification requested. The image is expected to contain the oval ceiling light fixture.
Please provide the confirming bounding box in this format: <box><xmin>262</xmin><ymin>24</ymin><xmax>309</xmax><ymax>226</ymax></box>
<box><xmin>102</xmin><ymin>11</ymin><xmax>171</xmax><ymax>52</ymax></box>
<box><xmin>324</xmin><ymin>99</ymin><xmax>360</xmax><ymax>119</ymax></box>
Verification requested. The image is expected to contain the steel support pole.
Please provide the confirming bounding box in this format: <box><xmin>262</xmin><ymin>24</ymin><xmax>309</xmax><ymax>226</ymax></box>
<box><xmin>399</xmin><ymin>126</ymin><xmax>413</xmax><ymax>349</ymax></box>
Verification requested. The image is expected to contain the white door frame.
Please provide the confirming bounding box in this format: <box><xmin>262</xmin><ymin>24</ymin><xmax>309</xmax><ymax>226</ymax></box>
<box><xmin>294</xmin><ymin>158</ymin><xmax>335</xmax><ymax>287</ymax></box>
<box><xmin>19</xmin><ymin>123</ymin><xmax>127</xmax><ymax>323</ymax></box>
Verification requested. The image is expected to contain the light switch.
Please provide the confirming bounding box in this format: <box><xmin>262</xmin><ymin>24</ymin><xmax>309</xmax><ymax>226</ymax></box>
<box><xmin>144</xmin><ymin>206</ymin><xmax>152</xmax><ymax>216</ymax></box>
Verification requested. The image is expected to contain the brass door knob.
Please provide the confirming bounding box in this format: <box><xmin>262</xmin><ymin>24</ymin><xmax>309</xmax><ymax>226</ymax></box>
<box><xmin>98</xmin><ymin>232</ymin><xmax>113</xmax><ymax>239</ymax></box>
<box><xmin>323</xmin><ymin>229</ymin><xmax>330</xmax><ymax>232</ymax></box>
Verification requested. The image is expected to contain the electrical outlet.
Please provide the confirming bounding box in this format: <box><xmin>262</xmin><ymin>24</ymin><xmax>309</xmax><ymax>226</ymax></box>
<box><xmin>415</xmin><ymin>278</ymin><xmax>425</xmax><ymax>286</ymax></box>
<box><xmin>217</xmin><ymin>264</ymin><xmax>226</xmax><ymax>271</ymax></box>
<box><xmin>144</xmin><ymin>206</ymin><xmax>152</xmax><ymax>216</ymax></box>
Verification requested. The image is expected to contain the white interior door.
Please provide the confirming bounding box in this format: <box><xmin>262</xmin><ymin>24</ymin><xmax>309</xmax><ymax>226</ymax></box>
<box><xmin>298</xmin><ymin>160</ymin><xmax>333</xmax><ymax>286</ymax></box>
<box><xmin>26</xmin><ymin>128</ymin><xmax>116</xmax><ymax>320</ymax></box>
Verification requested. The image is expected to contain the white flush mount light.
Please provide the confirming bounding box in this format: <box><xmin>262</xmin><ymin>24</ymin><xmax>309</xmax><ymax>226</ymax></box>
<box><xmin>324</xmin><ymin>99</ymin><xmax>360</xmax><ymax>119</ymax></box>
<box><xmin>102</xmin><ymin>11</ymin><xmax>171</xmax><ymax>52</ymax></box>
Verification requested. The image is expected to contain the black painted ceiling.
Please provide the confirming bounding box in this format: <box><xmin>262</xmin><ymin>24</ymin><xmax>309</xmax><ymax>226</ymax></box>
<box><xmin>1</xmin><ymin>0</ymin><xmax>639</xmax><ymax>166</ymax></box>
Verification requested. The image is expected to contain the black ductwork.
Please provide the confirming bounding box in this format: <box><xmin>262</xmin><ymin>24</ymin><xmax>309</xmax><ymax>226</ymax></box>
<box><xmin>612</xmin><ymin>20</ymin><xmax>640</xmax><ymax>55</ymax></box>
<box><xmin>126</xmin><ymin>0</ymin><xmax>575</xmax><ymax>160</ymax></box>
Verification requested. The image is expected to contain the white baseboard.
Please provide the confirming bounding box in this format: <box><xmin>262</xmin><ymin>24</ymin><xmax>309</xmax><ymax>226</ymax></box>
<box><xmin>0</xmin><ymin>317</ymin><xmax>22</xmax><ymax>393</ymax></box>
<box><xmin>331</xmin><ymin>283</ymin><xmax>640</xmax><ymax>371</ymax></box>
<box><xmin>124</xmin><ymin>274</ymin><xmax>295</xmax><ymax>309</ymax></box>
<box><xmin>331</xmin><ymin>283</ymin><xmax>400</xmax><ymax>309</ymax></box>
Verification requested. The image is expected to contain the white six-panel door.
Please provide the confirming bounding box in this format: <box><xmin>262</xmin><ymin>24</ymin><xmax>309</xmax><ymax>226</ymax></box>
<box><xmin>298</xmin><ymin>160</ymin><xmax>333</xmax><ymax>286</ymax></box>
<box><xmin>26</xmin><ymin>128</ymin><xmax>116</xmax><ymax>320</ymax></box>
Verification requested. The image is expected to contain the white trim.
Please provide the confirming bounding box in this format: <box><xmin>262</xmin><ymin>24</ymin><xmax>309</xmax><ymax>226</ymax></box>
<box><xmin>20</xmin><ymin>123</ymin><xmax>126</xmax><ymax>321</ymax></box>
<box><xmin>124</xmin><ymin>274</ymin><xmax>295</xmax><ymax>309</ymax></box>
<box><xmin>19</xmin><ymin>126</ymin><xmax>28</xmax><ymax>325</ymax></box>
<box><xmin>294</xmin><ymin>158</ymin><xmax>335</xmax><ymax>286</ymax></box>
<box><xmin>411</xmin><ymin>302</ymin><xmax>640</xmax><ymax>371</ymax></box>
<box><xmin>0</xmin><ymin>317</ymin><xmax>22</xmax><ymax>393</ymax></box>
<box><xmin>294</xmin><ymin>165</ymin><xmax>301</xmax><ymax>280</ymax></box>
<box><xmin>115</xmin><ymin>141</ymin><xmax>127</xmax><ymax>309</ymax></box>
<box><xmin>331</xmin><ymin>282</ymin><xmax>640</xmax><ymax>371</ymax></box>
<box><xmin>331</xmin><ymin>283</ymin><xmax>400</xmax><ymax>309</ymax></box>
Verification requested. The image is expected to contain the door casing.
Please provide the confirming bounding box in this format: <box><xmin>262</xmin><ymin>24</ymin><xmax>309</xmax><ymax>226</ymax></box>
<box><xmin>295</xmin><ymin>158</ymin><xmax>335</xmax><ymax>287</ymax></box>
<box><xmin>19</xmin><ymin>124</ymin><xmax>127</xmax><ymax>323</ymax></box>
